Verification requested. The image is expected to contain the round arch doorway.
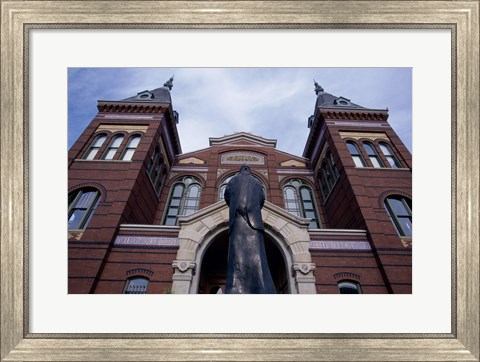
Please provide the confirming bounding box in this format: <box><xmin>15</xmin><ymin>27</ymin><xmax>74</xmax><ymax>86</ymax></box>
<box><xmin>198</xmin><ymin>229</ymin><xmax>289</xmax><ymax>294</ymax></box>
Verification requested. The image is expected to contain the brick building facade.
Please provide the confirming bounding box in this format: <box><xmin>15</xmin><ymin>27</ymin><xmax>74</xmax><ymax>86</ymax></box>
<box><xmin>68</xmin><ymin>78</ymin><xmax>412</xmax><ymax>294</ymax></box>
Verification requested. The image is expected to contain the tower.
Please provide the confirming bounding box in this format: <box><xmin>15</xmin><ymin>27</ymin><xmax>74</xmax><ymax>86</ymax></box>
<box><xmin>68</xmin><ymin>77</ymin><xmax>180</xmax><ymax>293</ymax></box>
<box><xmin>303</xmin><ymin>81</ymin><xmax>412</xmax><ymax>293</ymax></box>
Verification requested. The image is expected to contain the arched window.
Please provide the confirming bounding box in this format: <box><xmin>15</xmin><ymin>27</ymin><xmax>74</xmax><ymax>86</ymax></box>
<box><xmin>120</xmin><ymin>135</ymin><xmax>141</xmax><ymax>161</ymax></box>
<box><xmin>283</xmin><ymin>179</ymin><xmax>320</xmax><ymax>229</ymax></box>
<box><xmin>385</xmin><ymin>196</ymin><xmax>412</xmax><ymax>237</ymax></box>
<box><xmin>123</xmin><ymin>277</ymin><xmax>149</xmax><ymax>294</ymax></box>
<box><xmin>163</xmin><ymin>176</ymin><xmax>202</xmax><ymax>225</ymax></box>
<box><xmin>101</xmin><ymin>135</ymin><xmax>124</xmax><ymax>160</ymax></box>
<box><xmin>346</xmin><ymin>141</ymin><xmax>366</xmax><ymax>167</ymax></box>
<box><xmin>218</xmin><ymin>173</ymin><xmax>266</xmax><ymax>201</ymax></box>
<box><xmin>379</xmin><ymin>142</ymin><xmax>402</xmax><ymax>168</ymax></box>
<box><xmin>68</xmin><ymin>188</ymin><xmax>100</xmax><ymax>230</ymax></box>
<box><xmin>83</xmin><ymin>134</ymin><xmax>106</xmax><ymax>160</ymax></box>
<box><xmin>338</xmin><ymin>280</ymin><xmax>362</xmax><ymax>294</ymax></box>
<box><xmin>362</xmin><ymin>142</ymin><xmax>384</xmax><ymax>168</ymax></box>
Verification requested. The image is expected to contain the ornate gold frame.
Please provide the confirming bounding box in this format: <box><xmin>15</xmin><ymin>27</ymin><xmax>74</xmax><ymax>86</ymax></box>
<box><xmin>1</xmin><ymin>1</ymin><xmax>479</xmax><ymax>360</ymax></box>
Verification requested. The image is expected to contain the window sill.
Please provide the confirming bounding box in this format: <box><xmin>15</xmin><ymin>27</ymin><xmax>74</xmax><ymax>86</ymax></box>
<box><xmin>68</xmin><ymin>230</ymin><xmax>84</xmax><ymax>241</ymax></box>
<box><xmin>399</xmin><ymin>237</ymin><xmax>412</xmax><ymax>248</ymax></box>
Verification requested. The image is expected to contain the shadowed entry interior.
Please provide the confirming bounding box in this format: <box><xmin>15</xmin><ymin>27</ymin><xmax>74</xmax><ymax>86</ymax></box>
<box><xmin>198</xmin><ymin>230</ymin><xmax>289</xmax><ymax>294</ymax></box>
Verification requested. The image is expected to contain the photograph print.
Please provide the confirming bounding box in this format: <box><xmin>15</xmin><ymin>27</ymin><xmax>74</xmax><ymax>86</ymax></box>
<box><xmin>68</xmin><ymin>68</ymin><xmax>412</xmax><ymax>294</ymax></box>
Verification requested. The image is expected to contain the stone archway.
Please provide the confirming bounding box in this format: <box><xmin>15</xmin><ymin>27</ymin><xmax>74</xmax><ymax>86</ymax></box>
<box><xmin>193</xmin><ymin>225</ymin><xmax>293</xmax><ymax>294</ymax></box>
<box><xmin>171</xmin><ymin>201</ymin><xmax>317</xmax><ymax>294</ymax></box>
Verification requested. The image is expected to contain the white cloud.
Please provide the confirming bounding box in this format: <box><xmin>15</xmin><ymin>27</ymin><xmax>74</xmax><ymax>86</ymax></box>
<box><xmin>68</xmin><ymin>68</ymin><xmax>412</xmax><ymax>155</ymax></box>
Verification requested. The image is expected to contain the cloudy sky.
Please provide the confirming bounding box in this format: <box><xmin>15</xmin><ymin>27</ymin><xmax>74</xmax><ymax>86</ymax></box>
<box><xmin>68</xmin><ymin>68</ymin><xmax>412</xmax><ymax>156</ymax></box>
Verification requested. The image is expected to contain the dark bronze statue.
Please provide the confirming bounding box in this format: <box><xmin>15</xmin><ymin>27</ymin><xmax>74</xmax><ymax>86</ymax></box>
<box><xmin>224</xmin><ymin>164</ymin><xmax>276</xmax><ymax>294</ymax></box>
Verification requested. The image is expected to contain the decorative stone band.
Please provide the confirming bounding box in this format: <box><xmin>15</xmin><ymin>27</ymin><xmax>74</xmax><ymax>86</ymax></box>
<box><xmin>172</xmin><ymin>260</ymin><xmax>196</xmax><ymax>273</ymax></box>
<box><xmin>327</xmin><ymin>121</ymin><xmax>390</xmax><ymax>128</ymax></box>
<box><xmin>338</xmin><ymin>131</ymin><xmax>389</xmax><ymax>141</ymax></box>
<box><xmin>114</xmin><ymin>236</ymin><xmax>178</xmax><ymax>247</ymax></box>
<box><xmin>292</xmin><ymin>263</ymin><xmax>316</xmax><ymax>275</ymax></box>
<box><xmin>102</xmin><ymin>115</ymin><xmax>155</xmax><ymax>120</ymax></box>
<box><xmin>96</xmin><ymin>124</ymin><xmax>149</xmax><ymax>133</ymax></box>
<box><xmin>310</xmin><ymin>240</ymin><xmax>372</xmax><ymax>251</ymax></box>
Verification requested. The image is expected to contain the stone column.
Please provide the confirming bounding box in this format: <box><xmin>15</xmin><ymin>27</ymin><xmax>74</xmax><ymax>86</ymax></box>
<box><xmin>292</xmin><ymin>263</ymin><xmax>317</xmax><ymax>294</ymax></box>
<box><xmin>171</xmin><ymin>260</ymin><xmax>196</xmax><ymax>294</ymax></box>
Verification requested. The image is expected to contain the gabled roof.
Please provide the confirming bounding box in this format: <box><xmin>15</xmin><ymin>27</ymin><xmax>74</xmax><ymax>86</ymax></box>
<box><xmin>209</xmin><ymin>132</ymin><xmax>277</xmax><ymax>148</ymax></box>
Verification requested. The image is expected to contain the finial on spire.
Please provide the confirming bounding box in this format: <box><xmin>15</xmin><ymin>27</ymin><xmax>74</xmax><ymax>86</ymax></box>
<box><xmin>164</xmin><ymin>75</ymin><xmax>174</xmax><ymax>90</ymax></box>
<box><xmin>314</xmin><ymin>79</ymin><xmax>324</xmax><ymax>95</ymax></box>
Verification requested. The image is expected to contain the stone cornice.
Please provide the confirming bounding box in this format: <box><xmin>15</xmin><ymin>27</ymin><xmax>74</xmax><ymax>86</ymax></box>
<box><xmin>97</xmin><ymin>100</ymin><xmax>169</xmax><ymax>114</ymax></box>
<box><xmin>319</xmin><ymin>107</ymin><xmax>388</xmax><ymax>121</ymax></box>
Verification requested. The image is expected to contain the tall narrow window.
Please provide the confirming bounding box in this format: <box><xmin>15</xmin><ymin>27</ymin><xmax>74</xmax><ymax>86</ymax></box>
<box><xmin>164</xmin><ymin>183</ymin><xmax>184</xmax><ymax>225</ymax></box>
<box><xmin>155</xmin><ymin>171</ymin><xmax>167</xmax><ymax>195</ymax></box>
<box><xmin>317</xmin><ymin>150</ymin><xmax>340</xmax><ymax>202</ymax></box>
<box><xmin>326</xmin><ymin>151</ymin><xmax>339</xmax><ymax>179</ymax></box>
<box><xmin>152</xmin><ymin>156</ymin><xmax>164</xmax><ymax>188</ymax></box>
<box><xmin>321</xmin><ymin>162</ymin><xmax>334</xmax><ymax>189</ymax></box>
<box><xmin>147</xmin><ymin>147</ymin><xmax>159</xmax><ymax>176</ymax></box>
<box><xmin>338</xmin><ymin>281</ymin><xmax>362</xmax><ymax>294</ymax></box>
<box><xmin>283</xmin><ymin>179</ymin><xmax>320</xmax><ymax>228</ymax></box>
<box><xmin>379</xmin><ymin>142</ymin><xmax>402</xmax><ymax>168</ymax></box>
<box><xmin>283</xmin><ymin>187</ymin><xmax>301</xmax><ymax>217</ymax></box>
<box><xmin>101</xmin><ymin>135</ymin><xmax>124</xmax><ymax>160</ymax></box>
<box><xmin>123</xmin><ymin>277</ymin><xmax>149</xmax><ymax>294</ymax></box>
<box><xmin>385</xmin><ymin>196</ymin><xmax>412</xmax><ymax>237</ymax></box>
<box><xmin>318</xmin><ymin>173</ymin><xmax>329</xmax><ymax>200</ymax></box>
<box><xmin>163</xmin><ymin>176</ymin><xmax>202</xmax><ymax>225</ymax></box>
<box><xmin>68</xmin><ymin>188</ymin><xmax>100</xmax><ymax>230</ymax></box>
<box><xmin>300</xmin><ymin>187</ymin><xmax>319</xmax><ymax>229</ymax></box>
<box><xmin>183</xmin><ymin>184</ymin><xmax>201</xmax><ymax>216</ymax></box>
<box><xmin>120</xmin><ymin>135</ymin><xmax>141</xmax><ymax>161</ymax></box>
<box><xmin>363</xmin><ymin>142</ymin><xmax>384</xmax><ymax>168</ymax></box>
<box><xmin>346</xmin><ymin>141</ymin><xmax>366</xmax><ymax>167</ymax></box>
<box><xmin>83</xmin><ymin>134</ymin><xmax>106</xmax><ymax>160</ymax></box>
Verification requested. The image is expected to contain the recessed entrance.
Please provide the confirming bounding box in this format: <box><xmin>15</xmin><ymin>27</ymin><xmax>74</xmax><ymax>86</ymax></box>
<box><xmin>198</xmin><ymin>229</ymin><xmax>289</xmax><ymax>294</ymax></box>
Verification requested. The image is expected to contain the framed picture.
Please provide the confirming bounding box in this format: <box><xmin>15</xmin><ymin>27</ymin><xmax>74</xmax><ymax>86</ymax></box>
<box><xmin>1</xmin><ymin>1</ymin><xmax>478</xmax><ymax>360</ymax></box>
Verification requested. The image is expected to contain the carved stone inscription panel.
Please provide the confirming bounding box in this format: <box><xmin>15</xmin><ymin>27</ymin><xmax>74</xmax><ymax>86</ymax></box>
<box><xmin>220</xmin><ymin>152</ymin><xmax>265</xmax><ymax>165</ymax></box>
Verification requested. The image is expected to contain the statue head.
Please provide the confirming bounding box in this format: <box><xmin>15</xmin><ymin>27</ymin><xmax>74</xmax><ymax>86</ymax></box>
<box><xmin>239</xmin><ymin>164</ymin><xmax>251</xmax><ymax>175</ymax></box>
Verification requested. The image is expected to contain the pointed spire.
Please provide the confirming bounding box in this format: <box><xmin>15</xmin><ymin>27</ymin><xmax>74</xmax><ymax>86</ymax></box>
<box><xmin>163</xmin><ymin>75</ymin><xmax>174</xmax><ymax>90</ymax></box>
<box><xmin>314</xmin><ymin>79</ymin><xmax>324</xmax><ymax>95</ymax></box>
